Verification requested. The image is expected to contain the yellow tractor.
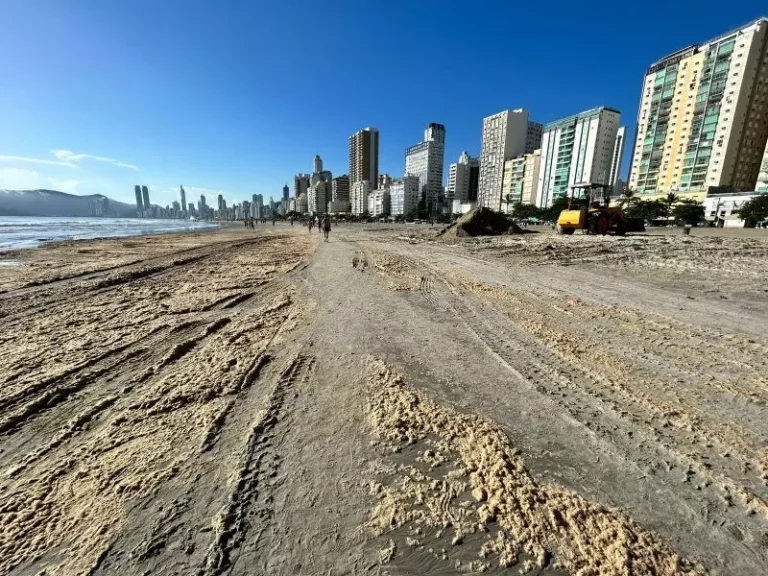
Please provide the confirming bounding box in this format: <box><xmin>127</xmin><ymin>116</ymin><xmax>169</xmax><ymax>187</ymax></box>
<box><xmin>555</xmin><ymin>183</ymin><xmax>626</xmax><ymax>236</ymax></box>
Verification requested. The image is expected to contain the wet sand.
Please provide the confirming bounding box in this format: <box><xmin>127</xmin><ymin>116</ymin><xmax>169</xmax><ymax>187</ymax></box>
<box><xmin>1</xmin><ymin>225</ymin><xmax>767</xmax><ymax>575</ymax></box>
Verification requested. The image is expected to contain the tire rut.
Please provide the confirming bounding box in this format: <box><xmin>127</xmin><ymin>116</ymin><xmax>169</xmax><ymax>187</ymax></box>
<box><xmin>200</xmin><ymin>354</ymin><xmax>313</xmax><ymax>576</ymax></box>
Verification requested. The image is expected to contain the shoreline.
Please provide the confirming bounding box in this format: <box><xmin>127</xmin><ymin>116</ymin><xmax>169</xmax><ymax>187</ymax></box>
<box><xmin>0</xmin><ymin>225</ymin><xmax>250</xmax><ymax>293</ymax></box>
<box><xmin>0</xmin><ymin>216</ymin><xmax>224</xmax><ymax>254</ymax></box>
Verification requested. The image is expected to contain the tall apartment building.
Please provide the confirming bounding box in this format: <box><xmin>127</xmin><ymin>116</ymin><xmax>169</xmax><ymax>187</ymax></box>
<box><xmin>333</xmin><ymin>175</ymin><xmax>350</xmax><ymax>202</ymax></box>
<box><xmin>349</xmin><ymin>128</ymin><xmax>379</xmax><ymax>187</ymax></box>
<box><xmin>141</xmin><ymin>186</ymin><xmax>150</xmax><ymax>214</ymax></box>
<box><xmin>329</xmin><ymin>175</ymin><xmax>350</xmax><ymax>213</ymax></box>
<box><xmin>314</xmin><ymin>155</ymin><xmax>323</xmax><ymax>174</ymax></box>
<box><xmin>296</xmin><ymin>193</ymin><xmax>308</xmax><ymax>213</ymax></box>
<box><xmin>536</xmin><ymin>107</ymin><xmax>622</xmax><ymax>208</ymax></box>
<box><xmin>478</xmin><ymin>109</ymin><xmax>542</xmax><ymax>210</ymax></box>
<box><xmin>134</xmin><ymin>185</ymin><xmax>143</xmax><ymax>217</ymax></box>
<box><xmin>608</xmin><ymin>126</ymin><xmax>627</xmax><ymax>192</ymax></box>
<box><xmin>502</xmin><ymin>150</ymin><xmax>542</xmax><ymax>209</ymax></box>
<box><xmin>350</xmin><ymin>180</ymin><xmax>370</xmax><ymax>215</ymax></box>
<box><xmin>179</xmin><ymin>186</ymin><xmax>187</xmax><ymax>216</ymax></box>
<box><xmin>369</xmin><ymin>187</ymin><xmax>391</xmax><ymax>217</ymax></box>
<box><xmin>389</xmin><ymin>176</ymin><xmax>420</xmax><ymax>216</ymax></box>
<box><xmin>629</xmin><ymin>18</ymin><xmax>768</xmax><ymax>194</ymax></box>
<box><xmin>447</xmin><ymin>152</ymin><xmax>480</xmax><ymax>204</ymax></box>
<box><xmin>405</xmin><ymin>123</ymin><xmax>446</xmax><ymax>215</ymax></box>
<box><xmin>526</xmin><ymin>122</ymin><xmax>543</xmax><ymax>154</ymax></box>
<box><xmin>294</xmin><ymin>174</ymin><xmax>310</xmax><ymax>199</ymax></box>
<box><xmin>307</xmin><ymin>178</ymin><xmax>332</xmax><ymax>214</ymax></box>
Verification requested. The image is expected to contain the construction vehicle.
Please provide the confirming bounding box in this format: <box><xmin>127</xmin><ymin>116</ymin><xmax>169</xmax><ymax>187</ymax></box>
<box><xmin>555</xmin><ymin>183</ymin><xmax>626</xmax><ymax>236</ymax></box>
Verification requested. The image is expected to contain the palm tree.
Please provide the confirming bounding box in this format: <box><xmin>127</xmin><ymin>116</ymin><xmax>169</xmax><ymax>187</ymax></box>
<box><xmin>619</xmin><ymin>188</ymin><xmax>637</xmax><ymax>207</ymax></box>
<box><xmin>665</xmin><ymin>192</ymin><xmax>679</xmax><ymax>220</ymax></box>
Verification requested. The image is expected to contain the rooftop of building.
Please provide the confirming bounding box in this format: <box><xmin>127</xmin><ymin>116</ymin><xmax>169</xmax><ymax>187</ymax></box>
<box><xmin>646</xmin><ymin>17</ymin><xmax>768</xmax><ymax>74</ymax></box>
<box><xmin>543</xmin><ymin>106</ymin><xmax>621</xmax><ymax>130</ymax></box>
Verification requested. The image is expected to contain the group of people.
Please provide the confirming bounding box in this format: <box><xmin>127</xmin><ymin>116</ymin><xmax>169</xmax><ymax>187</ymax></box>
<box><xmin>307</xmin><ymin>217</ymin><xmax>332</xmax><ymax>241</ymax></box>
<box><xmin>241</xmin><ymin>215</ymin><xmax>332</xmax><ymax>240</ymax></box>
<box><xmin>242</xmin><ymin>217</ymin><xmax>275</xmax><ymax>228</ymax></box>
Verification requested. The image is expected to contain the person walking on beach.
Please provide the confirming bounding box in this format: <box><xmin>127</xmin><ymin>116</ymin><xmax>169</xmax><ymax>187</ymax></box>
<box><xmin>322</xmin><ymin>216</ymin><xmax>331</xmax><ymax>241</ymax></box>
<box><xmin>308</xmin><ymin>220</ymin><xmax>314</xmax><ymax>233</ymax></box>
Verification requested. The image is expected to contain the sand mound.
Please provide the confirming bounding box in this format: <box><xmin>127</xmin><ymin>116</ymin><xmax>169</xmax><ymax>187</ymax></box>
<box><xmin>448</xmin><ymin>208</ymin><xmax>531</xmax><ymax>237</ymax></box>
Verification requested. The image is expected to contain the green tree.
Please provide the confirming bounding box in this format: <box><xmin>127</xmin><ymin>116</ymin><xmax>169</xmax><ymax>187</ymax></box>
<box><xmin>664</xmin><ymin>192</ymin><xmax>679</xmax><ymax>218</ymax></box>
<box><xmin>619</xmin><ymin>188</ymin><xmax>637</xmax><ymax>207</ymax></box>
<box><xmin>511</xmin><ymin>203</ymin><xmax>542</xmax><ymax>220</ymax></box>
<box><xmin>672</xmin><ymin>199</ymin><xmax>705</xmax><ymax>226</ymax></box>
<box><xmin>543</xmin><ymin>197</ymin><xmax>569</xmax><ymax>222</ymax></box>
<box><xmin>736</xmin><ymin>194</ymin><xmax>768</xmax><ymax>226</ymax></box>
<box><xmin>627</xmin><ymin>200</ymin><xmax>666</xmax><ymax>222</ymax></box>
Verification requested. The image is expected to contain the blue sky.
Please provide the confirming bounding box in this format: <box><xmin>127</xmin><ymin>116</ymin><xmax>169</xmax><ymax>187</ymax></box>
<box><xmin>0</xmin><ymin>1</ymin><xmax>765</xmax><ymax>207</ymax></box>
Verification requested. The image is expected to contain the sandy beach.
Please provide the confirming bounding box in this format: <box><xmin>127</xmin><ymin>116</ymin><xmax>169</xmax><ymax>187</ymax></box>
<box><xmin>1</xmin><ymin>224</ymin><xmax>768</xmax><ymax>575</ymax></box>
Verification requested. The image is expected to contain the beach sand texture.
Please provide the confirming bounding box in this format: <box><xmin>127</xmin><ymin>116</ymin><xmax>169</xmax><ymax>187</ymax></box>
<box><xmin>1</xmin><ymin>225</ymin><xmax>767</xmax><ymax>575</ymax></box>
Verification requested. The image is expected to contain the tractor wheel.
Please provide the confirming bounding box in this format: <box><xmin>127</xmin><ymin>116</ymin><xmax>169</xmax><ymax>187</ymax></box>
<box><xmin>615</xmin><ymin>219</ymin><xmax>627</xmax><ymax>236</ymax></box>
<box><xmin>588</xmin><ymin>215</ymin><xmax>600</xmax><ymax>235</ymax></box>
<box><xmin>597</xmin><ymin>216</ymin><xmax>609</xmax><ymax>235</ymax></box>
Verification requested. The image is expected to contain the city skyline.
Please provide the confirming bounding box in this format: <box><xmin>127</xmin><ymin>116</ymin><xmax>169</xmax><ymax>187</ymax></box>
<box><xmin>0</xmin><ymin>4</ymin><xmax>766</xmax><ymax>207</ymax></box>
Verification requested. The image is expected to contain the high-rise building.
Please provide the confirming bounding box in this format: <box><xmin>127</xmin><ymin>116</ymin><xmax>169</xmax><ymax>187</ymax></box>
<box><xmin>369</xmin><ymin>187</ymin><xmax>391</xmax><ymax>217</ymax></box>
<box><xmin>282</xmin><ymin>184</ymin><xmax>290</xmax><ymax>214</ymax></box>
<box><xmin>297</xmin><ymin>193</ymin><xmax>308</xmax><ymax>213</ymax></box>
<box><xmin>349</xmin><ymin>127</ymin><xmax>379</xmax><ymax>187</ymax></box>
<box><xmin>447</xmin><ymin>152</ymin><xmax>480</xmax><ymax>204</ymax></box>
<box><xmin>313</xmin><ymin>155</ymin><xmax>323</xmax><ymax>174</ymax></box>
<box><xmin>351</xmin><ymin>180</ymin><xmax>370</xmax><ymax>215</ymax></box>
<box><xmin>478</xmin><ymin>109</ymin><xmax>542</xmax><ymax>210</ymax></box>
<box><xmin>134</xmin><ymin>185</ymin><xmax>144</xmax><ymax>217</ymax></box>
<box><xmin>629</xmin><ymin>18</ymin><xmax>768</xmax><ymax>194</ymax></box>
<box><xmin>179</xmin><ymin>186</ymin><xmax>187</xmax><ymax>216</ymax></box>
<box><xmin>608</xmin><ymin>126</ymin><xmax>627</xmax><ymax>193</ymax></box>
<box><xmin>332</xmin><ymin>175</ymin><xmax>350</xmax><ymax>203</ymax></box>
<box><xmin>141</xmin><ymin>185</ymin><xmax>150</xmax><ymax>216</ymax></box>
<box><xmin>294</xmin><ymin>174</ymin><xmax>310</xmax><ymax>199</ymax></box>
<box><xmin>502</xmin><ymin>149</ymin><xmax>542</xmax><ymax>209</ymax></box>
<box><xmin>536</xmin><ymin>107</ymin><xmax>622</xmax><ymax>208</ymax></box>
<box><xmin>330</xmin><ymin>175</ymin><xmax>350</xmax><ymax>213</ymax></box>
<box><xmin>217</xmin><ymin>194</ymin><xmax>224</xmax><ymax>214</ymax></box>
<box><xmin>526</xmin><ymin>122</ymin><xmax>543</xmax><ymax>154</ymax></box>
<box><xmin>389</xmin><ymin>176</ymin><xmax>420</xmax><ymax>216</ymax></box>
<box><xmin>308</xmin><ymin>176</ymin><xmax>331</xmax><ymax>214</ymax></box>
<box><xmin>405</xmin><ymin>123</ymin><xmax>446</xmax><ymax>215</ymax></box>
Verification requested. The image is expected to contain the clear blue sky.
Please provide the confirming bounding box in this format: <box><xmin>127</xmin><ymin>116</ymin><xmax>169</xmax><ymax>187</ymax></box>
<box><xmin>0</xmin><ymin>0</ymin><xmax>765</xmax><ymax>207</ymax></box>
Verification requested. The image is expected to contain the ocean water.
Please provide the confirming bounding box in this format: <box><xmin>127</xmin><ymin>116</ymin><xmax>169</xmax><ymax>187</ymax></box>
<box><xmin>0</xmin><ymin>217</ymin><xmax>220</xmax><ymax>251</ymax></box>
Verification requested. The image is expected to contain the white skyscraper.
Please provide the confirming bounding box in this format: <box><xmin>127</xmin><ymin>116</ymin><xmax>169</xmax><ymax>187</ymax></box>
<box><xmin>389</xmin><ymin>176</ymin><xmax>420</xmax><ymax>216</ymax></box>
<box><xmin>478</xmin><ymin>109</ymin><xmax>541</xmax><ymax>210</ymax></box>
<box><xmin>351</xmin><ymin>180</ymin><xmax>370</xmax><ymax>215</ymax></box>
<box><xmin>608</xmin><ymin>126</ymin><xmax>627</xmax><ymax>193</ymax></box>
<box><xmin>404</xmin><ymin>123</ymin><xmax>446</xmax><ymax>215</ymax></box>
<box><xmin>447</xmin><ymin>151</ymin><xmax>480</xmax><ymax>204</ymax></box>
<box><xmin>536</xmin><ymin>106</ymin><xmax>621</xmax><ymax>208</ymax></box>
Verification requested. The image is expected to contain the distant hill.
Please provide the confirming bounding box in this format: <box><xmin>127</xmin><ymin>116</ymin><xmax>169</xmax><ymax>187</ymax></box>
<box><xmin>0</xmin><ymin>189</ymin><xmax>139</xmax><ymax>217</ymax></box>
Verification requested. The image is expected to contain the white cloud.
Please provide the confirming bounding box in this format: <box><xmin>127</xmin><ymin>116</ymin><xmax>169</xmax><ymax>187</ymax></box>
<box><xmin>0</xmin><ymin>155</ymin><xmax>75</xmax><ymax>168</ymax></box>
<box><xmin>0</xmin><ymin>167</ymin><xmax>80</xmax><ymax>193</ymax></box>
<box><xmin>51</xmin><ymin>149</ymin><xmax>138</xmax><ymax>170</ymax></box>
